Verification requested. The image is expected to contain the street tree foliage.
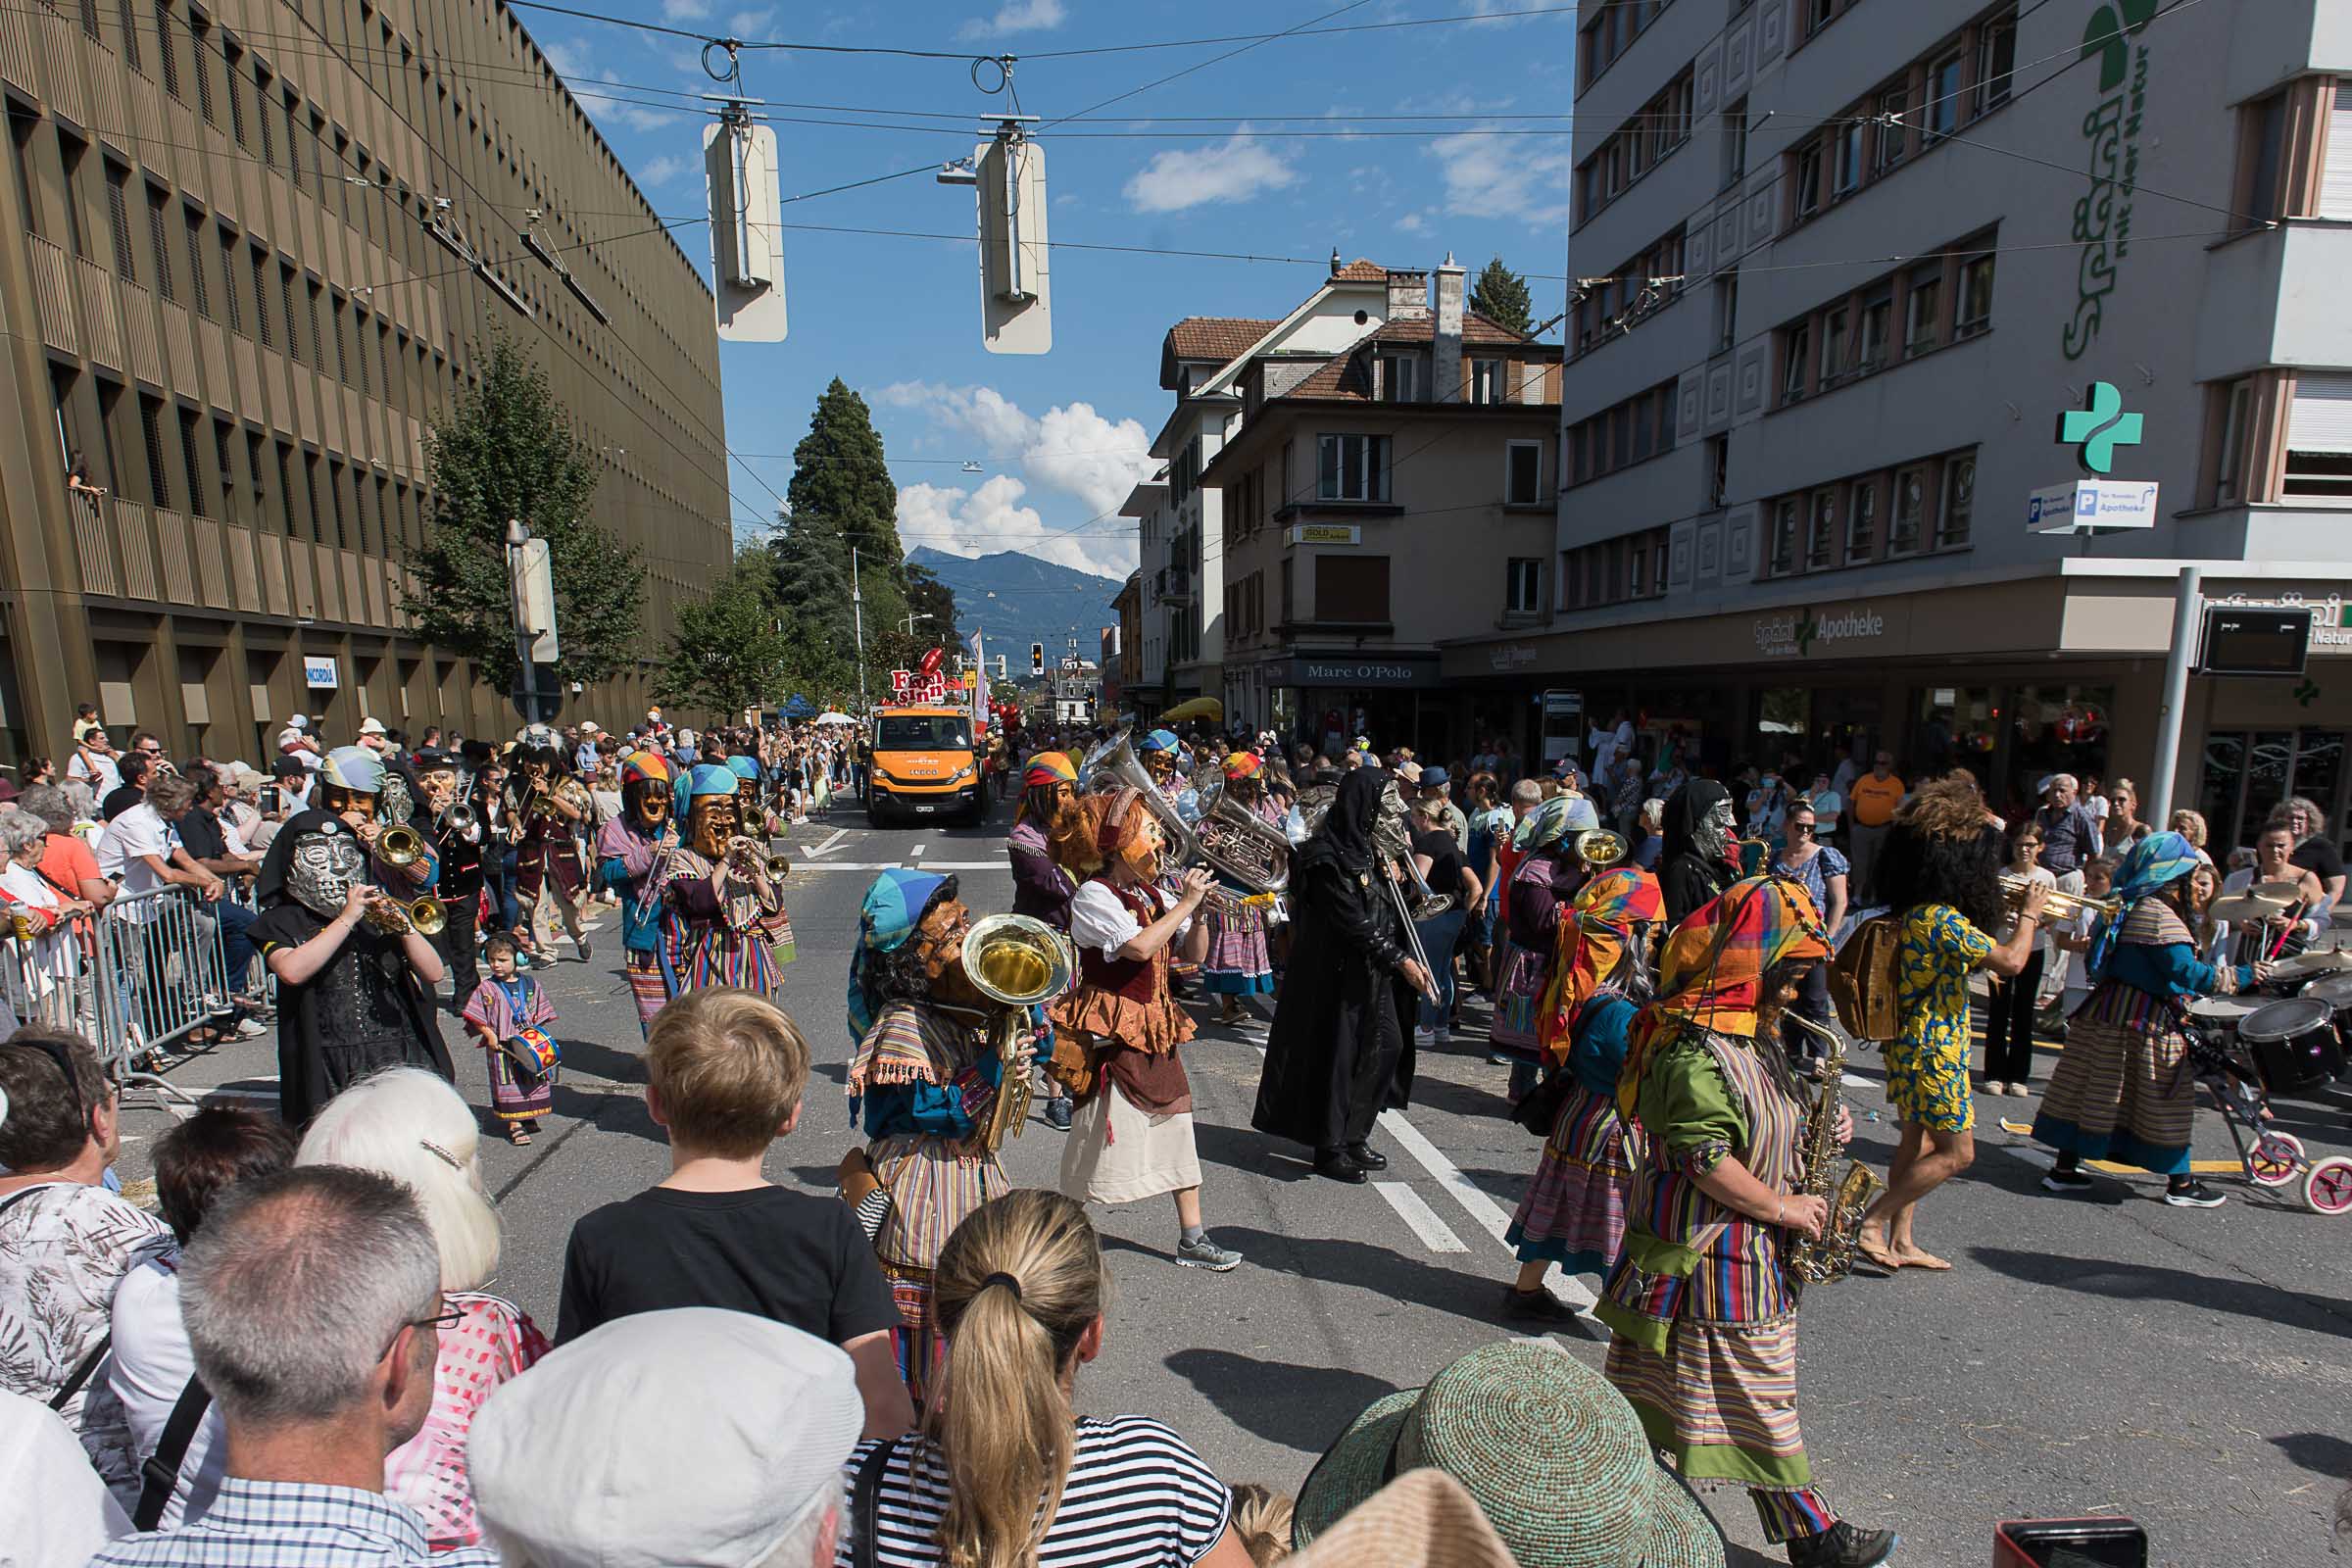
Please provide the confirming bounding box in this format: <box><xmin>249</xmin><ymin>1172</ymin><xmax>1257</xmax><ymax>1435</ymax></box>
<box><xmin>403</xmin><ymin>335</ymin><xmax>644</xmax><ymax>692</ymax></box>
<box><xmin>764</xmin><ymin>382</ymin><xmax>960</xmax><ymax>703</ymax></box>
<box><xmin>655</xmin><ymin>548</ymin><xmax>795</xmax><ymax>716</ymax></box>
<box><xmin>1470</xmin><ymin>257</ymin><xmax>1534</xmax><ymax>336</ymax></box>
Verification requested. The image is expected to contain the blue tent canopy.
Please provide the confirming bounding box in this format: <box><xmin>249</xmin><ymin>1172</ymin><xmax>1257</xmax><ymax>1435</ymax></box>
<box><xmin>781</xmin><ymin>694</ymin><xmax>816</xmax><ymax>718</ymax></box>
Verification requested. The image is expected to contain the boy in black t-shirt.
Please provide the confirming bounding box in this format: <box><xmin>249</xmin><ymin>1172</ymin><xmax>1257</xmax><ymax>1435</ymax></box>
<box><xmin>555</xmin><ymin>986</ymin><xmax>913</xmax><ymax>1438</ymax></box>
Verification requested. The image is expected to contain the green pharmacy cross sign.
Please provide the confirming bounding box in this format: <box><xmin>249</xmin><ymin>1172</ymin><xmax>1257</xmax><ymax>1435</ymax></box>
<box><xmin>2060</xmin><ymin>381</ymin><xmax>2144</xmax><ymax>474</ymax></box>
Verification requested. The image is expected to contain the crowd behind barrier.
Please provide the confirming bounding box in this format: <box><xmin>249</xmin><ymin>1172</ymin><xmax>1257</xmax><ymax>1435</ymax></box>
<box><xmin>2</xmin><ymin>885</ymin><xmax>233</xmax><ymax>1102</ymax></box>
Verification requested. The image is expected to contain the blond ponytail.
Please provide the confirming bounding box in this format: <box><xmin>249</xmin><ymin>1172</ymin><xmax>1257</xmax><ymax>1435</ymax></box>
<box><xmin>926</xmin><ymin>1190</ymin><xmax>1107</xmax><ymax>1568</ymax></box>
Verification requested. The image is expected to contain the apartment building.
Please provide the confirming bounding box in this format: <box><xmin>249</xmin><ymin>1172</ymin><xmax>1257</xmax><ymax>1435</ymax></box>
<box><xmin>0</xmin><ymin>0</ymin><xmax>730</xmax><ymax>765</ymax></box>
<box><xmin>1122</xmin><ymin>469</ymin><xmax>1171</xmax><ymax>712</ymax></box>
<box><xmin>1444</xmin><ymin>0</ymin><xmax>2352</xmax><ymax>845</ymax></box>
<box><xmin>1206</xmin><ymin>259</ymin><xmax>1561</xmax><ymax>753</ymax></box>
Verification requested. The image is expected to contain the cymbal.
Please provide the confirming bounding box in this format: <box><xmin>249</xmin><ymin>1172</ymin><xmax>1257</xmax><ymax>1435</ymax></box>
<box><xmin>2270</xmin><ymin>948</ymin><xmax>2352</xmax><ymax>980</ymax></box>
<box><xmin>2209</xmin><ymin>892</ymin><xmax>2292</xmax><ymax>923</ymax></box>
<box><xmin>2252</xmin><ymin>878</ymin><xmax>2309</xmax><ymax>903</ymax></box>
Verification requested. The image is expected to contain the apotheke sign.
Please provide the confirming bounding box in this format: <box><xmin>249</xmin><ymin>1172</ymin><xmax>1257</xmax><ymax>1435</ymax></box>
<box><xmin>1753</xmin><ymin>605</ymin><xmax>1886</xmax><ymax>659</ymax></box>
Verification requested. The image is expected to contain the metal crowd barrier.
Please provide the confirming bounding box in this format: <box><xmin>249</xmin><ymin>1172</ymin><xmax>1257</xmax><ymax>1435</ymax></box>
<box><xmin>1</xmin><ymin>885</ymin><xmax>235</xmax><ymax>1114</ymax></box>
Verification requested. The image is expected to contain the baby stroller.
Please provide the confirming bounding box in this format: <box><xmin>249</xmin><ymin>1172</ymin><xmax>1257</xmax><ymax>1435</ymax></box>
<box><xmin>2175</xmin><ymin>1000</ymin><xmax>2352</xmax><ymax>1215</ymax></box>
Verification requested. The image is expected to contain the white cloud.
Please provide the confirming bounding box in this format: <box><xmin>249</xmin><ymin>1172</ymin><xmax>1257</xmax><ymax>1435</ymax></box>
<box><xmin>899</xmin><ymin>475</ymin><xmax>1135</xmax><ymax>577</ymax></box>
<box><xmin>1395</xmin><ymin>210</ymin><xmax>1429</xmax><ymax>234</ymax></box>
<box><xmin>1428</xmin><ymin>132</ymin><xmax>1574</xmax><ymax>226</ymax></box>
<box><xmin>956</xmin><ymin>0</ymin><xmax>1065</xmax><ymax>41</ymax></box>
<box><xmin>877</xmin><ymin>382</ymin><xmax>1155</xmax><ymax>575</ymax></box>
<box><xmin>1123</xmin><ymin>132</ymin><xmax>1298</xmax><ymax>214</ymax></box>
<box><xmin>540</xmin><ymin>36</ymin><xmax>594</xmax><ymax>78</ymax></box>
<box><xmin>661</xmin><ymin>0</ymin><xmax>710</xmax><ymax>19</ymax></box>
<box><xmin>727</xmin><ymin>8</ymin><xmax>776</xmax><ymax>36</ymax></box>
<box><xmin>638</xmin><ymin>153</ymin><xmax>696</xmax><ymax>188</ymax></box>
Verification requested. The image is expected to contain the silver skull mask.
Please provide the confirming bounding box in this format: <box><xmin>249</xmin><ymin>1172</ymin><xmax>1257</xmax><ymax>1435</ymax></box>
<box><xmin>1695</xmin><ymin>798</ymin><xmax>1739</xmax><ymax>861</ymax></box>
<box><xmin>1371</xmin><ymin>779</ymin><xmax>1414</xmax><ymax>859</ymax></box>
<box><xmin>288</xmin><ymin>830</ymin><xmax>370</xmax><ymax>919</ymax></box>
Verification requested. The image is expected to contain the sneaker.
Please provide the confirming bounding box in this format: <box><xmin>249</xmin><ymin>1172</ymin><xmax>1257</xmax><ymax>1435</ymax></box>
<box><xmin>232</xmin><ymin>1016</ymin><xmax>269</xmax><ymax>1039</ymax></box>
<box><xmin>1043</xmin><ymin>1098</ymin><xmax>1074</xmax><ymax>1132</ymax></box>
<box><xmin>2041</xmin><ymin>1166</ymin><xmax>2096</xmax><ymax>1193</ymax></box>
<box><xmin>2164</xmin><ymin>1180</ymin><xmax>2227</xmax><ymax>1208</ymax></box>
<box><xmin>1787</xmin><ymin>1521</ymin><xmax>1898</xmax><ymax>1568</ymax></box>
<box><xmin>575</xmin><ymin>937</ymin><xmax>593</xmax><ymax>962</ymax></box>
<box><xmin>2006</xmin><ymin>1081</ymin><xmax>2031</xmax><ymax>1098</ymax></box>
<box><xmin>1174</xmin><ymin>1236</ymin><xmax>1243</xmax><ymax>1272</ymax></box>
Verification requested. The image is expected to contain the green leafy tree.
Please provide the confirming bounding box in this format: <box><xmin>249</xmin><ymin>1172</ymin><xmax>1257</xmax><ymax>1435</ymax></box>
<box><xmin>1469</xmin><ymin>257</ymin><xmax>1534</xmax><ymax>336</ymax></box>
<box><xmin>786</xmin><ymin>379</ymin><xmax>905</xmax><ymax>582</ymax></box>
<box><xmin>905</xmin><ymin>560</ymin><xmax>958</xmax><ymax>644</ymax></box>
<box><xmin>655</xmin><ymin>550</ymin><xmax>794</xmax><ymax>717</ymax></box>
<box><xmin>402</xmin><ymin>336</ymin><xmax>643</xmax><ymax>691</ymax></box>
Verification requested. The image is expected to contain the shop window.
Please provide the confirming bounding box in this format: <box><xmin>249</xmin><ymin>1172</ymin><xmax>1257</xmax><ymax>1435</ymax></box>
<box><xmin>1505</xmin><ymin>441</ymin><xmax>1543</xmax><ymax>506</ymax></box>
<box><xmin>1314</xmin><ymin>554</ymin><xmax>1390</xmax><ymax>623</ymax></box>
<box><xmin>2006</xmin><ymin>684</ymin><xmax>2115</xmax><ymax>822</ymax></box>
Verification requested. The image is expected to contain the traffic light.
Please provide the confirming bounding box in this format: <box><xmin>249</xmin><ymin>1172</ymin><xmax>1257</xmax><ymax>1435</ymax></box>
<box><xmin>1030</xmin><ymin>642</ymin><xmax>1045</xmax><ymax>677</ymax></box>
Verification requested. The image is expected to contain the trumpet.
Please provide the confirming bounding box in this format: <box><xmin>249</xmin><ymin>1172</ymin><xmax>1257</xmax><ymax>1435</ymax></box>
<box><xmin>722</xmin><ymin>836</ymin><xmax>791</xmax><ymax>883</ymax></box>
<box><xmin>2000</xmin><ymin>872</ymin><xmax>2121</xmax><ymax>924</ymax></box>
<box><xmin>361</xmin><ymin>891</ymin><xmax>447</xmax><ymax>937</ymax></box>
<box><xmin>437</xmin><ymin>803</ymin><xmax>479</xmax><ymax>843</ymax></box>
<box><xmin>376</xmin><ymin>825</ymin><xmax>428</xmax><ymax>867</ymax></box>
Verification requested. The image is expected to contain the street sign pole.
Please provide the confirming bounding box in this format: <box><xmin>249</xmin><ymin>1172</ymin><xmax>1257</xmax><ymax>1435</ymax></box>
<box><xmin>2145</xmin><ymin>565</ymin><xmax>2200</xmax><ymax>826</ymax></box>
<box><xmin>852</xmin><ymin>545</ymin><xmax>868</xmax><ymax>714</ymax></box>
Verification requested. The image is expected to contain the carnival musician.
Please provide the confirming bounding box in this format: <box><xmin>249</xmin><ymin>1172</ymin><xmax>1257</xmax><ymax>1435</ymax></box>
<box><xmin>415</xmin><ymin>746</ymin><xmax>482</xmax><ymax>1003</ymax></box>
<box><xmin>509</xmin><ymin>743</ymin><xmax>592</xmax><ymax>964</ymax></box>
<box><xmin>249</xmin><ymin>748</ymin><xmax>453</xmax><ymax>1126</ymax></box>
<box><xmin>1660</xmin><ymin>780</ymin><xmax>1740</xmax><ymax>928</ymax></box>
<box><xmin>594</xmin><ymin>750</ymin><xmax>677</xmax><ymax>1037</ymax></box>
<box><xmin>1046</xmin><ymin>787</ymin><xmax>1244</xmax><ymax>1274</ymax></box>
<box><xmin>840</xmin><ymin>868</ymin><xmax>1015</xmax><ymax>1407</ymax></box>
<box><xmin>1500</xmin><ymin>864</ymin><xmax>1663</xmax><ymax>1325</ymax></box>
<box><xmin>1595</xmin><ymin>875</ymin><xmax>1893</xmax><ymax>1568</ymax></box>
<box><xmin>1488</xmin><ymin>795</ymin><xmax>1601</xmax><ymax>1102</ymax></box>
<box><xmin>660</xmin><ymin>762</ymin><xmax>795</xmax><ymax>998</ymax></box>
<box><xmin>1006</xmin><ymin>752</ymin><xmax>1085</xmax><ymax>1132</ymax></box>
<box><xmin>1200</xmin><ymin>752</ymin><xmax>1281</xmax><ymax>1026</ymax></box>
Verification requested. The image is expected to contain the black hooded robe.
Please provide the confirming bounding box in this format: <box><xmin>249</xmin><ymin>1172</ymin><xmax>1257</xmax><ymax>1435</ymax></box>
<box><xmin>1660</xmin><ymin>779</ymin><xmax>1739</xmax><ymax>930</ymax></box>
<box><xmin>1252</xmin><ymin>771</ymin><xmax>1418</xmax><ymax>1154</ymax></box>
<box><xmin>247</xmin><ymin>810</ymin><xmax>454</xmax><ymax>1126</ymax></box>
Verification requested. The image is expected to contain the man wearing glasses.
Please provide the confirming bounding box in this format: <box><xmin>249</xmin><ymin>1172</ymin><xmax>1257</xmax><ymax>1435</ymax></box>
<box><xmin>91</xmin><ymin>1166</ymin><xmax>496</xmax><ymax>1567</ymax></box>
<box><xmin>0</xmin><ymin>1029</ymin><xmax>172</xmax><ymax>1499</ymax></box>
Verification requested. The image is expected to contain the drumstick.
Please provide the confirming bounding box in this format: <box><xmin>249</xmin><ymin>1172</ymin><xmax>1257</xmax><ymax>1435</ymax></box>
<box><xmin>2266</xmin><ymin>901</ymin><xmax>2306</xmax><ymax>962</ymax></box>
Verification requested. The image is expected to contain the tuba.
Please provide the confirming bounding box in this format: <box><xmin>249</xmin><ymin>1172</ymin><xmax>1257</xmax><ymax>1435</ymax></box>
<box><xmin>961</xmin><ymin>913</ymin><xmax>1076</xmax><ymax>1152</ymax></box>
<box><xmin>1080</xmin><ymin>735</ymin><xmax>1204</xmax><ymax>866</ymax></box>
<box><xmin>1780</xmin><ymin>1010</ymin><xmax>1883</xmax><ymax>1297</ymax></box>
<box><xmin>1192</xmin><ymin>766</ymin><xmax>1292</xmax><ymax>901</ymax></box>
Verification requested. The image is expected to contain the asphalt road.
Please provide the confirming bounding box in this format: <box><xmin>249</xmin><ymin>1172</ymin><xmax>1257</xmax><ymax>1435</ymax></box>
<box><xmin>124</xmin><ymin>796</ymin><xmax>2352</xmax><ymax>1568</ymax></box>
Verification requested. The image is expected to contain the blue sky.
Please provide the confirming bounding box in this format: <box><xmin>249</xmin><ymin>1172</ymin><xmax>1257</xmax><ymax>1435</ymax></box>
<box><xmin>526</xmin><ymin>1</ymin><xmax>1581</xmax><ymax>579</ymax></box>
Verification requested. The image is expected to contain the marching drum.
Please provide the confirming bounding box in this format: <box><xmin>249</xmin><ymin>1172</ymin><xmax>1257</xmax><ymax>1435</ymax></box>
<box><xmin>2302</xmin><ymin>971</ymin><xmax>2352</xmax><ymax>1058</ymax></box>
<box><xmin>2234</xmin><ymin>996</ymin><xmax>2347</xmax><ymax>1097</ymax></box>
<box><xmin>2182</xmin><ymin>996</ymin><xmax>2259</xmax><ymax>1039</ymax></box>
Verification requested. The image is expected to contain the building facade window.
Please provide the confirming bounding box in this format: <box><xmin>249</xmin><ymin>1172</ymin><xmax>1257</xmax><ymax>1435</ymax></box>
<box><xmin>1470</xmin><ymin>358</ymin><xmax>1502</xmax><ymax>405</ymax></box>
<box><xmin>1575</xmin><ymin>69</ymin><xmax>1694</xmax><ymax>224</ymax></box>
<box><xmin>145</xmin><ymin>184</ymin><xmax>172</xmax><ymax>301</ymax></box>
<box><xmin>1382</xmin><ymin>356</ymin><xmax>1418</xmax><ymax>404</ymax></box>
<box><xmin>1566</xmin><ymin>380</ymin><xmax>1676</xmax><ymax>487</ymax></box>
<box><xmin>1765</xmin><ymin>449</ymin><xmax>1974</xmax><ymax>576</ymax></box>
<box><xmin>1562</xmin><ymin>525</ymin><xmax>1669</xmax><ymax>609</ymax></box>
<box><xmin>1936</xmin><ymin>454</ymin><xmax>1976</xmax><ymax>546</ymax></box>
<box><xmin>2285</xmin><ymin>371</ymin><xmax>2352</xmax><ymax>498</ymax></box>
<box><xmin>1775</xmin><ymin>228</ymin><xmax>1993</xmax><ymax>409</ymax></box>
<box><xmin>1505</xmin><ymin>440</ymin><xmax>1543</xmax><ymax>505</ymax></box>
<box><xmin>1506</xmin><ymin>557</ymin><xmax>1544</xmax><ymax>613</ymax></box>
<box><xmin>1315</xmin><ymin>433</ymin><xmax>1390</xmax><ymax>502</ymax></box>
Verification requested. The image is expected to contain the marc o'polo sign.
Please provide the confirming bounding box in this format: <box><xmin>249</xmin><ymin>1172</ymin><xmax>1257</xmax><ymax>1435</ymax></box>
<box><xmin>1285</xmin><ymin>656</ymin><xmax>1440</xmax><ymax>688</ymax></box>
<box><xmin>1753</xmin><ymin>605</ymin><xmax>1885</xmax><ymax>659</ymax></box>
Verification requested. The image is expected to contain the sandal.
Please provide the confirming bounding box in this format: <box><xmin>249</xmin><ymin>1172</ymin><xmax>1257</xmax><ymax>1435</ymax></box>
<box><xmin>507</xmin><ymin>1125</ymin><xmax>533</xmax><ymax>1147</ymax></box>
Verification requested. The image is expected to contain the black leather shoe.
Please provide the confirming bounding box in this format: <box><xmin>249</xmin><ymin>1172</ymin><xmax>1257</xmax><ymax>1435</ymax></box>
<box><xmin>1345</xmin><ymin>1141</ymin><xmax>1388</xmax><ymax>1171</ymax></box>
<box><xmin>1312</xmin><ymin>1150</ymin><xmax>1368</xmax><ymax>1185</ymax></box>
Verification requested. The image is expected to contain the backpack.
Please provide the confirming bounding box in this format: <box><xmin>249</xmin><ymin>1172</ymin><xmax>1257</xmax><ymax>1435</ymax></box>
<box><xmin>1830</xmin><ymin>913</ymin><xmax>1902</xmax><ymax>1042</ymax></box>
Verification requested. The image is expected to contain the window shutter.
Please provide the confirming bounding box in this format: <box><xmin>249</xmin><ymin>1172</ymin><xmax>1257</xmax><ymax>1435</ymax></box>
<box><xmin>2324</xmin><ymin>83</ymin><xmax>2352</xmax><ymax>219</ymax></box>
<box><xmin>2288</xmin><ymin>371</ymin><xmax>2352</xmax><ymax>453</ymax></box>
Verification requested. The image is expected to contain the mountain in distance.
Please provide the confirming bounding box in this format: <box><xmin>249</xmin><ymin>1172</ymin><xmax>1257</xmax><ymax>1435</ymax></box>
<box><xmin>907</xmin><ymin>547</ymin><xmax>1127</xmax><ymax>669</ymax></box>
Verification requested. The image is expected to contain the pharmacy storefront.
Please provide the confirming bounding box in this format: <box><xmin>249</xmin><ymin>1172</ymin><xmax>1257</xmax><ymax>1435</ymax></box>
<box><xmin>1443</xmin><ymin>563</ymin><xmax>2352</xmax><ymax>852</ymax></box>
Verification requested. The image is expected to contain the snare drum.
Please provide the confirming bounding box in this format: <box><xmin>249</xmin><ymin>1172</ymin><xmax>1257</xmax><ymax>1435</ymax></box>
<box><xmin>2301</xmin><ymin>972</ymin><xmax>2352</xmax><ymax>1058</ymax></box>
<box><xmin>2235</xmin><ymin>996</ymin><xmax>2347</xmax><ymax>1096</ymax></box>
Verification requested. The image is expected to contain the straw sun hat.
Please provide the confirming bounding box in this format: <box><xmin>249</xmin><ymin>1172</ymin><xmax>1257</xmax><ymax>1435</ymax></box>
<box><xmin>1294</xmin><ymin>1341</ymin><xmax>1725</xmax><ymax>1568</ymax></box>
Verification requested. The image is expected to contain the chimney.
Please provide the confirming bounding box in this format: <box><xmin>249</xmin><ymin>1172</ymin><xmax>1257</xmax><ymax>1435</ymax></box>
<box><xmin>1385</xmin><ymin>269</ymin><xmax>1429</xmax><ymax>320</ymax></box>
<box><xmin>1433</xmin><ymin>252</ymin><xmax>1465</xmax><ymax>406</ymax></box>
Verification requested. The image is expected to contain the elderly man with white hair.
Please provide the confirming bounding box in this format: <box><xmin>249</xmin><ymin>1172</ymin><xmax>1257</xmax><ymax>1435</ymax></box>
<box><xmin>90</xmin><ymin>1165</ymin><xmax>495</xmax><ymax>1568</ymax></box>
<box><xmin>2033</xmin><ymin>773</ymin><xmax>2100</xmax><ymax>1002</ymax></box>
<box><xmin>468</xmin><ymin>1307</ymin><xmax>862</xmax><ymax>1568</ymax></box>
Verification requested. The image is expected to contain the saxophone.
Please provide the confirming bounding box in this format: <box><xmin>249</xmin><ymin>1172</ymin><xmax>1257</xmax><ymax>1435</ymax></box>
<box><xmin>1780</xmin><ymin>1011</ymin><xmax>1883</xmax><ymax>1298</ymax></box>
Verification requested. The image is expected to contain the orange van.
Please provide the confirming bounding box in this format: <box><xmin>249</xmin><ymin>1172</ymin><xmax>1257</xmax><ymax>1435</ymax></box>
<box><xmin>866</xmin><ymin>705</ymin><xmax>984</xmax><ymax>826</ymax></box>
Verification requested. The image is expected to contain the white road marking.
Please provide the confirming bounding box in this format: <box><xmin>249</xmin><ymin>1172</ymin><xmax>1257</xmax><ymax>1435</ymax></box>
<box><xmin>1378</xmin><ymin>1106</ymin><xmax>1598</xmax><ymax>1314</ymax></box>
<box><xmin>1375</xmin><ymin>1182</ymin><xmax>1470</xmax><ymax>1252</ymax></box>
<box><xmin>202</xmin><ymin>1087</ymin><xmax>282</xmax><ymax>1102</ymax></box>
<box><xmin>908</xmin><ymin>843</ymin><xmax>926</xmax><ymax>859</ymax></box>
<box><xmin>806</xmin><ymin>829</ymin><xmax>849</xmax><ymax>858</ymax></box>
<box><xmin>924</xmin><ymin>861</ymin><xmax>1010</xmax><ymax>871</ymax></box>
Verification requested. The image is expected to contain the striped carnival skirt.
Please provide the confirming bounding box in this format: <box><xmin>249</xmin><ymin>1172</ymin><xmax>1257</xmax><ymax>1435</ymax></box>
<box><xmin>2031</xmin><ymin>984</ymin><xmax>2195</xmax><ymax>1175</ymax></box>
<box><xmin>1200</xmin><ymin>896</ymin><xmax>1275</xmax><ymax>997</ymax></box>
<box><xmin>482</xmin><ymin>1041</ymin><xmax>555</xmax><ymax>1122</ymax></box>
<box><xmin>624</xmin><ymin>948</ymin><xmax>669</xmax><ymax>1036</ymax></box>
<box><xmin>1488</xmin><ymin>938</ymin><xmax>1549</xmax><ymax>1059</ymax></box>
<box><xmin>1505</xmin><ymin>1082</ymin><xmax>1635</xmax><ymax>1275</ymax></box>
<box><xmin>869</xmin><ymin>1132</ymin><xmax>1009</xmax><ymax>1407</ymax></box>
<box><xmin>1599</xmin><ymin>1230</ymin><xmax>1811</xmax><ymax>1493</ymax></box>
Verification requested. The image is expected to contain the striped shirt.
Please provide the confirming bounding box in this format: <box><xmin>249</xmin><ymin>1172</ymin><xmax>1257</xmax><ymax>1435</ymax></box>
<box><xmin>840</xmin><ymin>1416</ymin><xmax>1232</xmax><ymax>1567</ymax></box>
